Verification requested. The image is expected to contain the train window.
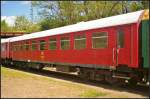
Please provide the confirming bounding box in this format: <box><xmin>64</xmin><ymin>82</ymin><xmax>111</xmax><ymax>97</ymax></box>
<box><xmin>16</xmin><ymin>45</ymin><xmax>19</xmax><ymax>51</ymax></box>
<box><xmin>13</xmin><ymin>43</ymin><xmax>18</xmax><ymax>51</ymax></box>
<box><xmin>22</xmin><ymin>42</ymin><xmax>25</xmax><ymax>50</ymax></box>
<box><xmin>13</xmin><ymin>45</ymin><xmax>15</xmax><ymax>51</ymax></box>
<box><xmin>74</xmin><ymin>34</ymin><xmax>86</xmax><ymax>49</ymax></box>
<box><xmin>1</xmin><ymin>44</ymin><xmax>5</xmax><ymax>51</ymax></box>
<box><xmin>117</xmin><ymin>29</ymin><xmax>124</xmax><ymax>48</ymax></box>
<box><xmin>25</xmin><ymin>42</ymin><xmax>30</xmax><ymax>51</ymax></box>
<box><xmin>23</xmin><ymin>43</ymin><xmax>26</xmax><ymax>50</ymax></box>
<box><xmin>61</xmin><ymin>37</ymin><xmax>70</xmax><ymax>50</ymax></box>
<box><xmin>20</xmin><ymin>43</ymin><xmax>23</xmax><ymax>50</ymax></box>
<box><xmin>32</xmin><ymin>41</ymin><xmax>38</xmax><ymax>50</ymax></box>
<box><xmin>92</xmin><ymin>32</ymin><xmax>108</xmax><ymax>48</ymax></box>
<box><xmin>23</xmin><ymin>42</ymin><xmax>28</xmax><ymax>51</ymax></box>
<box><xmin>40</xmin><ymin>40</ymin><xmax>46</xmax><ymax>50</ymax></box>
<box><xmin>49</xmin><ymin>38</ymin><xmax>57</xmax><ymax>50</ymax></box>
<box><xmin>13</xmin><ymin>45</ymin><xmax>17</xmax><ymax>51</ymax></box>
<box><xmin>18</xmin><ymin>45</ymin><xmax>21</xmax><ymax>51</ymax></box>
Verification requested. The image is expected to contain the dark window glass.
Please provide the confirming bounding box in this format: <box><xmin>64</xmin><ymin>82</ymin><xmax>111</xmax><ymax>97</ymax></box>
<box><xmin>40</xmin><ymin>40</ymin><xmax>46</xmax><ymax>50</ymax></box>
<box><xmin>22</xmin><ymin>43</ymin><xmax>25</xmax><ymax>50</ymax></box>
<box><xmin>18</xmin><ymin>45</ymin><xmax>21</xmax><ymax>51</ymax></box>
<box><xmin>13</xmin><ymin>45</ymin><xmax>15</xmax><ymax>51</ymax></box>
<box><xmin>15</xmin><ymin>45</ymin><xmax>18</xmax><ymax>51</ymax></box>
<box><xmin>74</xmin><ymin>34</ymin><xmax>86</xmax><ymax>49</ymax></box>
<box><xmin>20</xmin><ymin>43</ymin><xmax>23</xmax><ymax>51</ymax></box>
<box><xmin>32</xmin><ymin>41</ymin><xmax>37</xmax><ymax>50</ymax></box>
<box><xmin>16</xmin><ymin>46</ymin><xmax>18</xmax><ymax>51</ymax></box>
<box><xmin>49</xmin><ymin>38</ymin><xmax>57</xmax><ymax>50</ymax></box>
<box><xmin>117</xmin><ymin>29</ymin><xmax>124</xmax><ymax>48</ymax></box>
<box><xmin>10</xmin><ymin>44</ymin><xmax>13</xmax><ymax>51</ymax></box>
<box><xmin>61</xmin><ymin>37</ymin><xmax>70</xmax><ymax>50</ymax></box>
<box><xmin>14</xmin><ymin>45</ymin><xmax>16</xmax><ymax>51</ymax></box>
<box><xmin>23</xmin><ymin>43</ymin><xmax>25</xmax><ymax>50</ymax></box>
<box><xmin>13</xmin><ymin>43</ymin><xmax>18</xmax><ymax>51</ymax></box>
<box><xmin>92</xmin><ymin>32</ymin><xmax>108</xmax><ymax>48</ymax></box>
<box><xmin>23</xmin><ymin>44</ymin><xmax>26</xmax><ymax>51</ymax></box>
<box><xmin>25</xmin><ymin>42</ymin><xmax>30</xmax><ymax>51</ymax></box>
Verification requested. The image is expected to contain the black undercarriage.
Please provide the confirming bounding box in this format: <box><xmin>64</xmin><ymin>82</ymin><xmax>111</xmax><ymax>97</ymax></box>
<box><xmin>1</xmin><ymin>58</ymin><xmax>149</xmax><ymax>86</ymax></box>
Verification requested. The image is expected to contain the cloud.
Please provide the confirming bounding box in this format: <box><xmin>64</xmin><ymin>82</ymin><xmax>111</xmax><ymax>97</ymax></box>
<box><xmin>1</xmin><ymin>16</ymin><xmax>17</xmax><ymax>26</ymax></box>
<box><xmin>20</xmin><ymin>1</ymin><xmax>31</xmax><ymax>5</ymax></box>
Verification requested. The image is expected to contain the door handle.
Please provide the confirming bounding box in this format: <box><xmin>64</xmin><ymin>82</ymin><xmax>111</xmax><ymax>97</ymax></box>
<box><xmin>113</xmin><ymin>48</ymin><xmax>115</xmax><ymax>64</ymax></box>
<box><xmin>117</xmin><ymin>49</ymin><xmax>120</xmax><ymax>54</ymax></box>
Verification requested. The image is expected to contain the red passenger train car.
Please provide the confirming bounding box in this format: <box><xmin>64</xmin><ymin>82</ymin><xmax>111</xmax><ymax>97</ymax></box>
<box><xmin>1</xmin><ymin>9</ymin><xmax>149</xmax><ymax>85</ymax></box>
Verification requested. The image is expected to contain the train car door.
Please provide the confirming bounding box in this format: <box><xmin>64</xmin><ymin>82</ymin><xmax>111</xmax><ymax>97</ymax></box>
<box><xmin>114</xmin><ymin>25</ymin><xmax>131</xmax><ymax>66</ymax></box>
<box><xmin>6</xmin><ymin>42</ymin><xmax>9</xmax><ymax>58</ymax></box>
<box><xmin>7</xmin><ymin>42</ymin><xmax>10</xmax><ymax>58</ymax></box>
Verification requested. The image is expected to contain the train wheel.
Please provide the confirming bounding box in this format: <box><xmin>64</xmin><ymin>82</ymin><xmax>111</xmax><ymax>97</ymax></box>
<box><xmin>77</xmin><ymin>68</ymin><xmax>84</xmax><ymax>78</ymax></box>
<box><xmin>78</xmin><ymin>68</ymin><xmax>90</xmax><ymax>80</ymax></box>
<box><xmin>116</xmin><ymin>79</ymin><xmax>127</xmax><ymax>86</ymax></box>
<box><xmin>35</xmin><ymin>64</ymin><xmax>44</xmax><ymax>70</ymax></box>
<box><xmin>105</xmin><ymin>75</ymin><xmax>118</xmax><ymax>85</ymax></box>
<box><xmin>38</xmin><ymin>65</ymin><xmax>44</xmax><ymax>70</ymax></box>
<box><xmin>128</xmin><ymin>78</ymin><xmax>137</xmax><ymax>87</ymax></box>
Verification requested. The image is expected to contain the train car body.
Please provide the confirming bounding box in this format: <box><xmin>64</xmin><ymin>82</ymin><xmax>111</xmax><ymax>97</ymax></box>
<box><xmin>1</xmin><ymin>9</ymin><xmax>149</xmax><ymax>85</ymax></box>
<box><xmin>1</xmin><ymin>38</ymin><xmax>10</xmax><ymax>59</ymax></box>
<box><xmin>10</xmin><ymin>24</ymin><xmax>138</xmax><ymax>68</ymax></box>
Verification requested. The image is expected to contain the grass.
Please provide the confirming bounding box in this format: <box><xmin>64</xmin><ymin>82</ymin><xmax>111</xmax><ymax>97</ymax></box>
<box><xmin>79</xmin><ymin>89</ymin><xmax>107</xmax><ymax>98</ymax></box>
<box><xmin>1</xmin><ymin>66</ymin><xmax>30</xmax><ymax>78</ymax></box>
<box><xmin>1</xmin><ymin>66</ymin><xmax>108</xmax><ymax>98</ymax></box>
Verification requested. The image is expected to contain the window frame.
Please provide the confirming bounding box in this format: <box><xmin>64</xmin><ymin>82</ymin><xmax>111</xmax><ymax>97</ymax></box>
<box><xmin>31</xmin><ymin>40</ymin><xmax>38</xmax><ymax>51</ymax></box>
<box><xmin>60</xmin><ymin>36</ymin><xmax>70</xmax><ymax>50</ymax></box>
<box><xmin>13</xmin><ymin>44</ymin><xmax>16</xmax><ymax>51</ymax></box>
<box><xmin>74</xmin><ymin>33</ymin><xmax>86</xmax><ymax>50</ymax></box>
<box><xmin>49</xmin><ymin>37</ymin><xmax>57</xmax><ymax>50</ymax></box>
<box><xmin>22</xmin><ymin>42</ymin><xmax>26</xmax><ymax>51</ymax></box>
<box><xmin>24</xmin><ymin>41</ymin><xmax>30</xmax><ymax>51</ymax></box>
<box><xmin>39</xmin><ymin>40</ymin><xmax>46</xmax><ymax>50</ymax></box>
<box><xmin>117</xmin><ymin>28</ymin><xmax>124</xmax><ymax>48</ymax></box>
<box><xmin>92</xmin><ymin>32</ymin><xmax>108</xmax><ymax>49</ymax></box>
<box><xmin>20</xmin><ymin>42</ymin><xmax>24</xmax><ymax>51</ymax></box>
<box><xmin>13</xmin><ymin>42</ymin><xmax>18</xmax><ymax>51</ymax></box>
<box><xmin>1</xmin><ymin>44</ymin><xmax>5</xmax><ymax>52</ymax></box>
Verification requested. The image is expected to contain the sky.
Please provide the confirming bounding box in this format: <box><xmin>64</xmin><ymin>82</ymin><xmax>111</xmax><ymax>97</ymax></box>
<box><xmin>1</xmin><ymin>1</ymin><xmax>34</xmax><ymax>26</ymax></box>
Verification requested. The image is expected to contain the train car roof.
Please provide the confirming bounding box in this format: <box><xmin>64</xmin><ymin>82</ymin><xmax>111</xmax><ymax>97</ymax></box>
<box><xmin>1</xmin><ymin>38</ymin><xmax>10</xmax><ymax>43</ymax></box>
<box><xmin>10</xmin><ymin>10</ymin><xmax>144</xmax><ymax>42</ymax></box>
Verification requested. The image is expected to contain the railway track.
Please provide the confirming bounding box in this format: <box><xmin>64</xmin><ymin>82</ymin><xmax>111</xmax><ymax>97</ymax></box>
<box><xmin>2</xmin><ymin>65</ymin><xmax>149</xmax><ymax>97</ymax></box>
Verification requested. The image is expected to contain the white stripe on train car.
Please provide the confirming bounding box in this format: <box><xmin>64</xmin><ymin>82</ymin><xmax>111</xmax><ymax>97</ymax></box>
<box><xmin>7</xmin><ymin>10</ymin><xmax>144</xmax><ymax>42</ymax></box>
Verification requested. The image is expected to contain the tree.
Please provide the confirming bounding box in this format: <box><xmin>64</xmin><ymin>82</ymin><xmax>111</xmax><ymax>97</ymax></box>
<box><xmin>14</xmin><ymin>16</ymin><xmax>30</xmax><ymax>31</ymax></box>
<box><xmin>1</xmin><ymin>20</ymin><xmax>9</xmax><ymax>32</ymax></box>
<box><xmin>14</xmin><ymin>16</ymin><xmax>40</xmax><ymax>33</ymax></box>
<box><xmin>141</xmin><ymin>1</ymin><xmax>149</xmax><ymax>9</ymax></box>
<box><xmin>130</xmin><ymin>1</ymin><xmax>143</xmax><ymax>12</ymax></box>
<box><xmin>27</xmin><ymin>23</ymin><xmax>41</xmax><ymax>33</ymax></box>
<box><xmin>31</xmin><ymin>1</ymin><xmax>147</xmax><ymax>31</ymax></box>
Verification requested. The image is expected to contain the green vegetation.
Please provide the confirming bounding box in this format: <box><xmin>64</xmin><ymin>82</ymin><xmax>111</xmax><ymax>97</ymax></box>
<box><xmin>79</xmin><ymin>89</ymin><xmax>107</xmax><ymax>98</ymax></box>
<box><xmin>31</xmin><ymin>1</ymin><xmax>149</xmax><ymax>30</ymax></box>
<box><xmin>1</xmin><ymin>16</ymin><xmax>40</xmax><ymax>33</ymax></box>
<box><xmin>1</xmin><ymin>20</ymin><xmax>9</xmax><ymax>32</ymax></box>
<box><xmin>1</xmin><ymin>1</ymin><xmax>149</xmax><ymax>33</ymax></box>
<box><xmin>1</xmin><ymin>66</ymin><xmax>33</xmax><ymax>78</ymax></box>
<box><xmin>14</xmin><ymin>16</ymin><xmax>40</xmax><ymax>33</ymax></box>
<box><xmin>1</xmin><ymin>66</ymin><xmax>108</xmax><ymax>98</ymax></box>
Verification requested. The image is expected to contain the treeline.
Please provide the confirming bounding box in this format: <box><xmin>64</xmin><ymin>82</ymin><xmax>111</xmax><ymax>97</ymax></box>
<box><xmin>1</xmin><ymin>16</ymin><xmax>40</xmax><ymax>33</ymax></box>
<box><xmin>1</xmin><ymin>1</ymin><xmax>149</xmax><ymax>33</ymax></box>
